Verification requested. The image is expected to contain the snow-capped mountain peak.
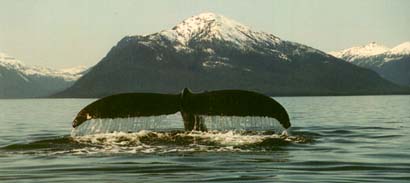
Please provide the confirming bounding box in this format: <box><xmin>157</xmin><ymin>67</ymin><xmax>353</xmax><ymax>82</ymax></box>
<box><xmin>329</xmin><ymin>41</ymin><xmax>410</xmax><ymax>62</ymax></box>
<box><xmin>0</xmin><ymin>52</ymin><xmax>21</xmax><ymax>65</ymax></box>
<box><xmin>23</xmin><ymin>65</ymin><xmax>87</xmax><ymax>81</ymax></box>
<box><xmin>388</xmin><ymin>42</ymin><xmax>410</xmax><ymax>55</ymax></box>
<box><xmin>0</xmin><ymin>52</ymin><xmax>87</xmax><ymax>81</ymax></box>
<box><xmin>329</xmin><ymin>42</ymin><xmax>389</xmax><ymax>61</ymax></box>
<box><xmin>170</xmin><ymin>12</ymin><xmax>250</xmax><ymax>43</ymax></box>
<box><xmin>154</xmin><ymin>12</ymin><xmax>281</xmax><ymax>48</ymax></box>
<box><xmin>0</xmin><ymin>52</ymin><xmax>27</xmax><ymax>70</ymax></box>
<box><xmin>59</xmin><ymin>65</ymin><xmax>88</xmax><ymax>75</ymax></box>
<box><xmin>328</xmin><ymin>42</ymin><xmax>410</xmax><ymax>86</ymax></box>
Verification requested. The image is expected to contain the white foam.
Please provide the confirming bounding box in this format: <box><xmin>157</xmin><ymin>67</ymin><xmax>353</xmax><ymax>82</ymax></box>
<box><xmin>69</xmin><ymin>130</ymin><xmax>299</xmax><ymax>154</ymax></box>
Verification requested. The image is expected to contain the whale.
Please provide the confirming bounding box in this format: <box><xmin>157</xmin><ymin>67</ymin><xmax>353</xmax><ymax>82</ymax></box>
<box><xmin>72</xmin><ymin>88</ymin><xmax>291</xmax><ymax>131</ymax></box>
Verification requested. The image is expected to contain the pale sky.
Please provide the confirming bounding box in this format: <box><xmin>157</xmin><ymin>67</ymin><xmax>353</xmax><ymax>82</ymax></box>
<box><xmin>0</xmin><ymin>0</ymin><xmax>409</xmax><ymax>68</ymax></box>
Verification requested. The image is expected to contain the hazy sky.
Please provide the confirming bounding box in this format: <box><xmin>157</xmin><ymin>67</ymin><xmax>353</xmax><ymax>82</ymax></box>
<box><xmin>1</xmin><ymin>0</ymin><xmax>409</xmax><ymax>68</ymax></box>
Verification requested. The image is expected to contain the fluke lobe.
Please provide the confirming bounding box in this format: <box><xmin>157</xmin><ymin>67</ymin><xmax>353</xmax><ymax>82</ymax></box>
<box><xmin>72</xmin><ymin>88</ymin><xmax>291</xmax><ymax>131</ymax></box>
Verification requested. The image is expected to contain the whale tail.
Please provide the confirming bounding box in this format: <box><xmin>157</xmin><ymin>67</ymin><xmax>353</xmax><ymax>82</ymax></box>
<box><xmin>72</xmin><ymin>93</ymin><xmax>181</xmax><ymax>128</ymax></box>
<box><xmin>73</xmin><ymin>88</ymin><xmax>291</xmax><ymax>131</ymax></box>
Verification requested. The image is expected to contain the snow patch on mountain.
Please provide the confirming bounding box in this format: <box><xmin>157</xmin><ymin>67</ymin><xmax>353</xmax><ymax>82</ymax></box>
<box><xmin>202</xmin><ymin>61</ymin><xmax>233</xmax><ymax>69</ymax></box>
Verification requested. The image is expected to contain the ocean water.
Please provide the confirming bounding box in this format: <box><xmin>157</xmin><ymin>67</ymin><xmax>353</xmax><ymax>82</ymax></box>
<box><xmin>0</xmin><ymin>96</ymin><xmax>409</xmax><ymax>182</ymax></box>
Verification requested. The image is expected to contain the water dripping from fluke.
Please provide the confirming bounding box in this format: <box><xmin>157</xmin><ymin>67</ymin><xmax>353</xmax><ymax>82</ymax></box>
<box><xmin>71</xmin><ymin>115</ymin><xmax>286</xmax><ymax>137</ymax></box>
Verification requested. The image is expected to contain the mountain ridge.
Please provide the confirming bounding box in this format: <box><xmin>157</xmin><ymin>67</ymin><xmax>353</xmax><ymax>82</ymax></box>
<box><xmin>329</xmin><ymin>41</ymin><xmax>410</xmax><ymax>62</ymax></box>
<box><xmin>329</xmin><ymin>42</ymin><xmax>410</xmax><ymax>86</ymax></box>
<box><xmin>0</xmin><ymin>52</ymin><xmax>88</xmax><ymax>98</ymax></box>
<box><xmin>54</xmin><ymin>12</ymin><xmax>408</xmax><ymax>98</ymax></box>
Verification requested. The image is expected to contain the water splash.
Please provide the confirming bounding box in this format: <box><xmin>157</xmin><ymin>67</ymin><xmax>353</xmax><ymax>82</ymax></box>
<box><xmin>67</xmin><ymin>114</ymin><xmax>295</xmax><ymax>154</ymax></box>
<box><xmin>1</xmin><ymin>130</ymin><xmax>311</xmax><ymax>155</ymax></box>
<box><xmin>70</xmin><ymin>130</ymin><xmax>309</xmax><ymax>154</ymax></box>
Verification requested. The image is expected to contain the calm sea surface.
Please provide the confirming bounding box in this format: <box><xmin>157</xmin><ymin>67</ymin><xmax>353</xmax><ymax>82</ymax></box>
<box><xmin>0</xmin><ymin>96</ymin><xmax>409</xmax><ymax>182</ymax></box>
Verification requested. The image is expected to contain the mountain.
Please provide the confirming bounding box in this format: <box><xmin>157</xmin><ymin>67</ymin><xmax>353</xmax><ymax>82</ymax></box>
<box><xmin>55</xmin><ymin>12</ymin><xmax>407</xmax><ymax>98</ymax></box>
<box><xmin>0</xmin><ymin>52</ymin><xmax>88</xmax><ymax>98</ymax></box>
<box><xmin>330</xmin><ymin>42</ymin><xmax>410</xmax><ymax>86</ymax></box>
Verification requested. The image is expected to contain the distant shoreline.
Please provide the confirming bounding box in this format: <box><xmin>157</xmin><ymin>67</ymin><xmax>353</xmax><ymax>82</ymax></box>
<box><xmin>2</xmin><ymin>93</ymin><xmax>410</xmax><ymax>100</ymax></box>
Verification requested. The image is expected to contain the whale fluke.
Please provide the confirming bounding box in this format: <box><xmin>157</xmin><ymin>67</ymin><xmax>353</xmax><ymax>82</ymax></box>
<box><xmin>72</xmin><ymin>88</ymin><xmax>291</xmax><ymax>131</ymax></box>
<box><xmin>72</xmin><ymin>93</ymin><xmax>180</xmax><ymax>128</ymax></box>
